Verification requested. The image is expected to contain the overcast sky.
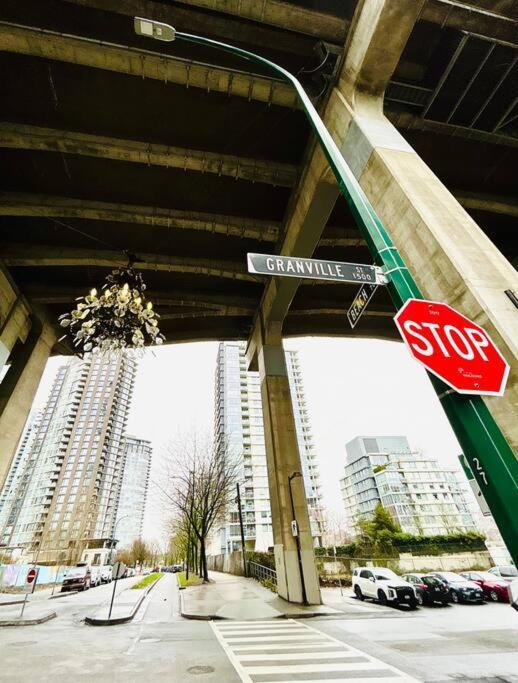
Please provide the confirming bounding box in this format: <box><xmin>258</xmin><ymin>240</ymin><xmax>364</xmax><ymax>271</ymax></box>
<box><xmin>32</xmin><ymin>336</ymin><xmax>467</xmax><ymax>545</ymax></box>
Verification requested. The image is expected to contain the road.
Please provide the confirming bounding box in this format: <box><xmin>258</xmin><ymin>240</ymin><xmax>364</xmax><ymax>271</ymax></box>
<box><xmin>0</xmin><ymin>576</ymin><xmax>516</xmax><ymax>682</ymax></box>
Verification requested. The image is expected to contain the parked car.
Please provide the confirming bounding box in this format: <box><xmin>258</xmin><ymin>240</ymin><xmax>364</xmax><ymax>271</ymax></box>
<box><xmin>352</xmin><ymin>567</ymin><xmax>418</xmax><ymax>608</ymax></box>
<box><xmin>431</xmin><ymin>571</ymin><xmax>484</xmax><ymax>604</ymax></box>
<box><xmin>402</xmin><ymin>573</ymin><xmax>450</xmax><ymax>606</ymax></box>
<box><xmin>90</xmin><ymin>567</ymin><xmax>102</xmax><ymax>587</ymax></box>
<box><xmin>173</xmin><ymin>564</ymin><xmax>183</xmax><ymax>573</ymax></box>
<box><xmin>487</xmin><ymin>565</ymin><xmax>518</xmax><ymax>583</ymax></box>
<box><xmin>461</xmin><ymin>571</ymin><xmax>510</xmax><ymax>602</ymax></box>
<box><xmin>61</xmin><ymin>565</ymin><xmax>91</xmax><ymax>592</ymax></box>
<box><xmin>100</xmin><ymin>565</ymin><xmax>112</xmax><ymax>584</ymax></box>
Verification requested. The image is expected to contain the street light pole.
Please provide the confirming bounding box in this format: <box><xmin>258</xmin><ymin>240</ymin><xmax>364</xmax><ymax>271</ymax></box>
<box><xmin>134</xmin><ymin>18</ymin><xmax>518</xmax><ymax>564</ymax></box>
<box><xmin>235</xmin><ymin>482</ymin><xmax>247</xmax><ymax>577</ymax></box>
<box><xmin>288</xmin><ymin>471</ymin><xmax>308</xmax><ymax>606</ymax></box>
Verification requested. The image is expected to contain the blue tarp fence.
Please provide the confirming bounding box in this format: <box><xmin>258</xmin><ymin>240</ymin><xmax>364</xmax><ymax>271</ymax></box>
<box><xmin>0</xmin><ymin>563</ymin><xmax>70</xmax><ymax>587</ymax></box>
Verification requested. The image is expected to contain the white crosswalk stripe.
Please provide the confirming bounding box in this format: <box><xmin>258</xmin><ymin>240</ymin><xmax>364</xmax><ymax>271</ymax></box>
<box><xmin>211</xmin><ymin>619</ymin><xmax>418</xmax><ymax>683</ymax></box>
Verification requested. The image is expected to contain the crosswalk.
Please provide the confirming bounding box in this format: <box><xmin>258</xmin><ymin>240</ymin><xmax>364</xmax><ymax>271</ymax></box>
<box><xmin>211</xmin><ymin>619</ymin><xmax>418</xmax><ymax>683</ymax></box>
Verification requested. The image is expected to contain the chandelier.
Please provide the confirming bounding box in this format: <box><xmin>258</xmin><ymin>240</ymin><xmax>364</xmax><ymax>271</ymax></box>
<box><xmin>59</xmin><ymin>264</ymin><xmax>165</xmax><ymax>355</ymax></box>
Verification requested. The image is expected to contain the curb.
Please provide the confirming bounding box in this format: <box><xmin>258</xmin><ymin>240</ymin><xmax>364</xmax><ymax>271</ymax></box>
<box><xmin>0</xmin><ymin>610</ymin><xmax>57</xmax><ymax>626</ymax></box>
<box><xmin>49</xmin><ymin>590</ymin><xmax>79</xmax><ymax>600</ymax></box>
<box><xmin>0</xmin><ymin>599</ymin><xmax>25</xmax><ymax>607</ymax></box>
<box><xmin>176</xmin><ymin>573</ymin><xmax>185</xmax><ymax>591</ymax></box>
<box><xmin>85</xmin><ymin>575</ymin><xmax>162</xmax><ymax>626</ymax></box>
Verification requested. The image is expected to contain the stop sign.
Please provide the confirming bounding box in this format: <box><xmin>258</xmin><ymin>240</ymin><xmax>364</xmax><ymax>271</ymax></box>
<box><xmin>26</xmin><ymin>567</ymin><xmax>37</xmax><ymax>584</ymax></box>
<box><xmin>394</xmin><ymin>299</ymin><xmax>509</xmax><ymax>396</ymax></box>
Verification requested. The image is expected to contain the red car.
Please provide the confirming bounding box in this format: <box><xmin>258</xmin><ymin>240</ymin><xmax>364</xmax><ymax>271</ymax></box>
<box><xmin>461</xmin><ymin>571</ymin><xmax>509</xmax><ymax>603</ymax></box>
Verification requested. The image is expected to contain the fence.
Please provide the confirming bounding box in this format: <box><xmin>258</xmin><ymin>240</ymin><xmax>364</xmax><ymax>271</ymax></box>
<box><xmin>0</xmin><ymin>563</ymin><xmax>70</xmax><ymax>590</ymax></box>
<box><xmin>248</xmin><ymin>560</ymin><xmax>277</xmax><ymax>586</ymax></box>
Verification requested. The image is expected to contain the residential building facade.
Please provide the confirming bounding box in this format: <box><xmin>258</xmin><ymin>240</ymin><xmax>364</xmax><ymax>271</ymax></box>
<box><xmin>212</xmin><ymin>342</ymin><xmax>323</xmax><ymax>554</ymax></box>
<box><xmin>0</xmin><ymin>352</ymin><xmax>138</xmax><ymax>564</ymax></box>
<box><xmin>340</xmin><ymin>436</ymin><xmax>475</xmax><ymax>536</ymax></box>
<box><xmin>115</xmin><ymin>436</ymin><xmax>152</xmax><ymax>549</ymax></box>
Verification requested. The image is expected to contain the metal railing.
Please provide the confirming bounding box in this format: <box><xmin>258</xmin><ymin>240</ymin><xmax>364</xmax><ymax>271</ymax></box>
<box><xmin>248</xmin><ymin>561</ymin><xmax>277</xmax><ymax>586</ymax></box>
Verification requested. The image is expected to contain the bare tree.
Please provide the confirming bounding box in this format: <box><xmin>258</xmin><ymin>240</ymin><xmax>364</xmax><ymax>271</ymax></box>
<box><xmin>157</xmin><ymin>431</ymin><xmax>240</xmax><ymax>581</ymax></box>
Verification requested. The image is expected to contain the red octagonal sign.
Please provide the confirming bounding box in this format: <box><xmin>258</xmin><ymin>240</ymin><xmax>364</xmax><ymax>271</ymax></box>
<box><xmin>394</xmin><ymin>299</ymin><xmax>509</xmax><ymax>396</ymax></box>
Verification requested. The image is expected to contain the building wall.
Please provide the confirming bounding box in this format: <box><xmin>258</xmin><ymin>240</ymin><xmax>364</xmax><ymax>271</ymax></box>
<box><xmin>116</xmin><ymin>436</ymin><xmax>152</xmax><ymax>548</ymax></box>
<box><xmin>211</xmin><ymin>342</ymin><xmax>323</xmax><ymax>555</ymax></box>
<box><xmin>0</xmin><ymin>352</ymin><xmax>138</xmax><ymax>564</ymax></box>
<box><xmin>340</xmin><ymin>436</ymin><xmax>475</xmax><ymax>536</ymax></box>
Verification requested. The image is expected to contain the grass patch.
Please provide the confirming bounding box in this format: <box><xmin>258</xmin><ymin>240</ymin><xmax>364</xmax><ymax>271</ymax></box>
<box><xmin>178</xmin><ymin>571</ymin><xmax>203</xmax><ymax>587</ymax></box>
<box><xmin>131</xmin><ymin>572</ymin><xmax>162</xmax><ymax>589</ymax></box>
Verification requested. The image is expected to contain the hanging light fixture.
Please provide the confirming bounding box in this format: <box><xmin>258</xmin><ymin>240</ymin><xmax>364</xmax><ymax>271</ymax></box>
<box><xmin>59</xmin><ymin>258</ymin><xmax>164</xmax><ymax>356</ymax></box>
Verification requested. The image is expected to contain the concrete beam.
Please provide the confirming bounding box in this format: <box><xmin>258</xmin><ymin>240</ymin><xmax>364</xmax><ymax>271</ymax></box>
<box><xmin>455</xmin><ymin>191</ymin><xmax>518</xmax><ymax>218</ymax></box>
<box><xmin>0</xmin><ymin>123</ymin><xmax>298</xmax><ymax>187</ymax></box>
<box><xmin>61</xmin><ymin>0</ymin><xmax>323</xmax><ymax>57</ymax></box>
<box><xmin>0</xmin><ymin>22</ymin><xmax>298</xmax><ymax>108</ymax></box>
<box><xmin>421</xmin><ymin>0</ymin><xmax>518</xmax><ymax>47</ymax></box>
<box><xmin>0</xmin><ymin>193</ymin><xmax>280</xmax><ymax>242</ymax></box>
<box><xmin>0</xmin><ymin>192</ymin><xmax>367</xmax><ymax>247</ymax></box>
<box><xmin>0</xmin><ymin>244</ymin><xmax>259</xmax><ymax>282</ymax></box>
<box><xmin>173</xmin><ymin>0</ymin><xmax>347</xmax><ymax>42</ymax></box>
<box><xmin>23</xmin><ymin>284</ymin><xmax>258</xmax><ymax>310</ymax></box>
<box><xmin>387</xmin><ymin>109</ymin><xmax>518</xmax><ymax>149</ymax></box>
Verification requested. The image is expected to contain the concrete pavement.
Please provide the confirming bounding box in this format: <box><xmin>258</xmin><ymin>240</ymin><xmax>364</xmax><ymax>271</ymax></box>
<box><xmin>181</xmin><ymin>571</ymin><xmax>341</xmax><ymax>620</ymax></box>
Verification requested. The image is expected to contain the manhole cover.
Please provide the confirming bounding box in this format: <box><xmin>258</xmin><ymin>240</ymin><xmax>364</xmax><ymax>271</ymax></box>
<box><xmin>187</xmin><ymin>666</ymin><xmax>214</xmax><ymax>675</ymax></box>
<box><xmin>139</xmin><ymin>637</ymin><xmax>161</xmax><ymax>643</ymax></box>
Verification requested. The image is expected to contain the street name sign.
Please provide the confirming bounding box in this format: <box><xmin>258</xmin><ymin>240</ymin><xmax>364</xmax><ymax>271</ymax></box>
<box><xmin>247</xmin><ymin>253</ymin><xmax>386</xmax><ymax>285</ymax></box>
<box><xmin>347</xmin><ymin>283</ymin><xmax>378</xmax><ymax>329</ymax></box>
<box><xmin>395</xmin><ymin>299</ymin><xmax>510</xmax><ymax>396</ymax></box>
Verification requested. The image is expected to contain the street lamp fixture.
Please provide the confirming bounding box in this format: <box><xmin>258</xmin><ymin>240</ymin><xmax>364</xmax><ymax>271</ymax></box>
<box><xmin>134</xmin><ymin>17</ymin><xmax>175</xmax><ymax>42</ymax></box>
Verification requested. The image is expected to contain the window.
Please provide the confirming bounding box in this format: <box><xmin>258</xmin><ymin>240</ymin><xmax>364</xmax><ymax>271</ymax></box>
<box><xmin>360</xmin><ymin>569</ymin><xmax>373</xmax><ymax>579</ymax></box>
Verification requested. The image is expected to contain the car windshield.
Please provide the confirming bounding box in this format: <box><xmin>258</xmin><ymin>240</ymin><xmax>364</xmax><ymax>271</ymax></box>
<box><xmin>375</xmin><ymin>569</ymin><xmax>398</xmax><ymax>580</ymax></box>
<box><xmin>423</xmin><ymin>576</ymin><xmax>441</xmax><ymax>586</ymax></box>
<box><xmin>437</xmin><ymin>572</ymin><xmax>464</xmax><ymax>582</ymax></box>
<box><xmin>498</xmin><ymin>566</ymin><xmax>518</xmax><ymax>577</ymax></box>
<box><xmin>66</xmin><ymin>567</ymin><xmax>86</xmax><ymax>577</ymax></box>
<box><xmin>476</xmin><ymin>572</ymin><xmax>504</xmax><ymax>581</ymax></box>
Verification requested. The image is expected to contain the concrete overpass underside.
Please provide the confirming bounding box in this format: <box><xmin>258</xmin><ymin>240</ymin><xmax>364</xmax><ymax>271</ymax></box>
<box><xmin>0</xmin><ymin>0</ymin><xmax>517</xmax><ymax>604</ymax></box>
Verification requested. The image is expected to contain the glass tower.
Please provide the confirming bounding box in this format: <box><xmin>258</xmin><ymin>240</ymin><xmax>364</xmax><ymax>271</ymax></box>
<box><xmin>0</xmin><ymin>352</ymin><xmax>137</xmax><ymax>564</ymax></box>
<box><xmin>340</xmin><ymin>436</ymin><xmax>475</xmax><ymax>536</ymax></box>
<box><xmin>116</xmin><ymin>436</ymin><xmax>152</xmax><ymax>549</ymax></box>
<box><xmin>212</xmin><ymin>342</ymin><xmax>323</xmax><ymax>554</ymax></box>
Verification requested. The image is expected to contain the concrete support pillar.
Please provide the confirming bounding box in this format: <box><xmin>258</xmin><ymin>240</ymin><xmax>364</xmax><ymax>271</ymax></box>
<box><xmin>0</xmin><ymin>263</ymin><xmax>31</xmax><ymax>368</ymax></box>
<box><xmin>257</xmin><ymin>331</ymin><xmax>321</xmax><ymax>605</ymax></box>
<box><xmin>334</xmin><ymin>0</ymin><xmax>518</xmax><ymax>450</ymax></box>
<box><xmin>0</xmin><ymin>317</ymin><xmax>56</xmax><ymax>489</ymax></box>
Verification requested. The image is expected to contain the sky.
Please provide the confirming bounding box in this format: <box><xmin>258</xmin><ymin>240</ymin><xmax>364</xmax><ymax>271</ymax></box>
<box><xmin>31</xmin><ymin>336</ymin><xmax>465</xmax><ymax>546</ymax></box>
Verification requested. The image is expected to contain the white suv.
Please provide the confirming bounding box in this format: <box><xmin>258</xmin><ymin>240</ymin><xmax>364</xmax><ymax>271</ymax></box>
<box><xmin>353</xmin><ymin>566</ymin><xmax>418</xmax><ymax>608</ymax></box>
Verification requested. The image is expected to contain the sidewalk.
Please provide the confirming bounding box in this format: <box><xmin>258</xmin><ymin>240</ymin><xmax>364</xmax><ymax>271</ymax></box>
<box><xmin>180</xmin><ymin>571</ymin><xmax>342</xmax><ymax>620</ymax></box>
<box><xmin>85</xmin><ymin>575</ymin><xmax>161</xmax><ymax>625</ymax></box>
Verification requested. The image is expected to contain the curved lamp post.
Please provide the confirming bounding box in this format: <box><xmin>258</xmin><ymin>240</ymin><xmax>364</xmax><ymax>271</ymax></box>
<box><xmin>134</xmin><ymin>18</ymin><xmax>517</xmax><ymax>563</ymax></box>
<box><xmin>108</xmin><ymin>514</ymin><xmax>131</xmax><ymax>565</ymax></box>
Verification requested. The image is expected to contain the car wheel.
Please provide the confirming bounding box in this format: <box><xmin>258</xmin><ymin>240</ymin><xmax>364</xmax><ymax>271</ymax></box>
<box><xmin>451</xmin><ymin>590</ymin><xmax>459</xmax><ymax>603</ymax></box>
<box><xmin>377</xmin><ymin>590</ymin><xmax>388</xmax><ymax>606</ymax></box>
<box><xmin>441</xmin><ymin>599</ymin><xmax>449</xmax><ymax>606</ymax></box>
<box><xmin>489</xmin><ymin>590</ymin><xmax>499</xmax><ymax>602</ymax></box>
<box><xmin>354</xmin><ymin>585</ymin><xmax>364</xmax><ymax>601</ymax></box>
<box><xmin>408</xmin><ymin>598</ymin><xmax>418</xmax><ymax>610</ymax></box>
<box><xmin>416</xmin><ymin>593</ymin><xmax>424</xmax><ymax>606</ymax></box>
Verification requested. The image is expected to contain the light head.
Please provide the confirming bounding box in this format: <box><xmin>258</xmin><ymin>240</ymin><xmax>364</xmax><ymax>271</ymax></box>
<box><xmin>134</xmin><ymin>17</ymin><xmax>176</xmax><ymax>42</ymax></box>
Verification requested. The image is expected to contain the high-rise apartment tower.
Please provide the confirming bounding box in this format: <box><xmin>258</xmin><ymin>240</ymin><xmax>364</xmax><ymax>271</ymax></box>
<box><xmin>115</xmin><ymin>436</ymin><xmax>152</xmax><ymax>548</ymax></box>
<box><xmin>212</xmin><ymin>342</ymin><xmax>323</xmax><ymax>554</ymax></box>
<box><xmin>0</xmin><ymin>353</ymin><xmax>137</xmax><ymax>564</ymax></box>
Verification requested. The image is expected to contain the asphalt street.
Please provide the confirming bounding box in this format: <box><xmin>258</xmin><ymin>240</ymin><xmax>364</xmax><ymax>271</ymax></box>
<box><xmin>0</xmin><ymin>575</ymin><xmax>516</xmax><ymax>683</ymax></box>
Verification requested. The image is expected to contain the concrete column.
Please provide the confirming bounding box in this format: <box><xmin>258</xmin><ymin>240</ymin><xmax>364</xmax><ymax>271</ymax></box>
<box><xmin>257</xmin><ymin>331</ymin><xmax>321</xmax><ymax>605</ymax></box>
<box><xmin>0</xmin><ymin>263</ymin><xmax>31</xmax><ymax>368</ymax></box>
<box><xmin>332</xmin><ymin>0</ymin><xmax>518</xmax><ymax>450</ymax></box>
<box><xmin>0</xmin><ymin>317</ymin><xmax>56</xmax><ymax>489</ymax></box>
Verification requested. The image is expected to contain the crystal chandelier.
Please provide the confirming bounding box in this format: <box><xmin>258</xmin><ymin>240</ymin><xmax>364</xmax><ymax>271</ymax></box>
<box><xmin>59</xmin><ymin>264</ymin><xmax>164</xmax><ymax>355</ymax></box>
